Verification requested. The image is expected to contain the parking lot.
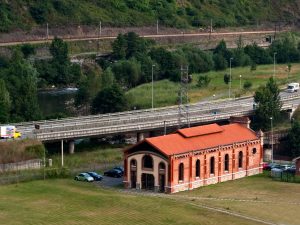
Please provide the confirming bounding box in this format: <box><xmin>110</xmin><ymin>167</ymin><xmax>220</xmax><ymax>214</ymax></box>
<box><xmin>94</xmin><ymin>176</ymin><xmax>123</xmax><ymax>188</ymax></box>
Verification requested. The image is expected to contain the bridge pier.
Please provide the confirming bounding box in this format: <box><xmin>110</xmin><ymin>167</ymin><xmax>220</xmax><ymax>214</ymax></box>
<box><xmin>137</xmin><ymin>133</ymin><xmax>145</xmax><ymax>142</ymax></box>
<box><xmin>68</xmin><ymin>140</ymin><xmax>75</xmax><ymax>154</ymax></box>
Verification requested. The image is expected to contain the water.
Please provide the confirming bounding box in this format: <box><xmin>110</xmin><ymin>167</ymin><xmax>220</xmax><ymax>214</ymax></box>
<box><xmin>38</xmin><ymin>88</ymin><xmax>78</xmax><ymax>117</ymax></box>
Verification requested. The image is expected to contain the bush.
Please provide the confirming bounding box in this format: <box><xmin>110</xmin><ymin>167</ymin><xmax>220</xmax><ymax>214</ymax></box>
<box><xmin>25</xmin><ymin>145</ymin><xmax>46</xmax><ymax>159</ymax></box>
<box><xmin>243</xmin><ymin>81</ymin><xmax>252</xmax><ymax>90</ymax></box>
<box><xmin>197</xmin><ymin>75</ymin><xmax>211</xmax><ymax>88</ymax></box>
<box><xmin>224</xmin><ymin>73</ymin><xmax>230</xmax><ymax>85</ymax></box>
<box><xmin>45</xmin><ymin>167</ymin><xmax>71</xmax><ymax>179</ymax></box>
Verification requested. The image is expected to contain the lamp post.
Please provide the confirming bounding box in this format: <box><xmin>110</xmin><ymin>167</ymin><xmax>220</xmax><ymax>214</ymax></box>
<box><xmin>270</xmin><ymin>117</ymin><xmax>274</xmax><ymax>164</ymax></box>
<box><xmin>229</xmin><ymin>58</ymin><xmax>233</xmax><ymax>98</ymax></box>
<box><xmin>239</xmin><ymin>74</ymin><xmax>242</xmax><ymax>90</ymax></box>
<box><xmin>151</xmin><ymin>65</ymin><xmax>155</xmax><ymax>109</ymax></box>
<box><xmin>273</xmin><ymin>52</ymin><xmax>277</xmax><ymax>78</ymax></box>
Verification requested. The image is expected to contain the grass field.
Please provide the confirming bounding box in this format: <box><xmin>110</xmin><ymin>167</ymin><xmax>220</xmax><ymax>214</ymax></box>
<box><xmin>127</xmin><ymin>63</ymin><xmax>300</xmax><ymax>109</ymax></box>
<box><xmin>0</xmin><ymin>172</ymin><xmax>299</xmax><ymax>224</ymax></box>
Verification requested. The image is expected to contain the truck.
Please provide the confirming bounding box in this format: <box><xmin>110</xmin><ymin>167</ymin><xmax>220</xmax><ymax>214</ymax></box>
<box><xmin>287</xmin><ymin>83</ymin><xmax>299</xmax><ymax>93</ymax></box>
<box><xmin>0</xmin><ymin>126</ymin><xmax>22</xmax><ymax>139</ymax></box>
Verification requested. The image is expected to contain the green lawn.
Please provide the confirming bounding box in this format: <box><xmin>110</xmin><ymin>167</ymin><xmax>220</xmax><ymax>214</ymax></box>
<box><xmin>0</xmin><ymin>179</ymin><xmax>258</xmax><ymax>225</ymax></box>
<box><xmin>51</xmin><ymin>145</ymin><xmax>123</xmax><ymax>169</ymax></box>
<box><xmin>127</xmin><ymin>63</ymin><xmax>300</xmax><ymax>109</ymax></box>
<box><xmin>0</xmin><ymin>172</ymin><xmax>299</xmax><ymax>224</ymax></box>
<box><xmin>176</xmin><ymin>172</ymin><xmax>300</xmax><ymax>225</ymax></box>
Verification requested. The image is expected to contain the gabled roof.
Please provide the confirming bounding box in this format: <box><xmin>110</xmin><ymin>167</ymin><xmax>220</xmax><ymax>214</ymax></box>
<box><xmin>126</xmin><ymin>123</ymin><xmax>258</xmax><ymax>156</ymax></box>
<box><xmin>178</xmin><ymin>123</ymin><xmax>223</xmax><ymax>138</ymax></box>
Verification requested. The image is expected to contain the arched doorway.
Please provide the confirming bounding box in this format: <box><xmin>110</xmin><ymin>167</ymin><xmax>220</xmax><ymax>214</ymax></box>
<box><xmin>130</xmin><ymin>159</ymin><xmax>137</xmax><ymax>189</ymax></box>
<box><xmin>158</xmin><ymin>162</ymin><xmax>166</xmax><ymax>192</ymax></box>
<box><xmin>141</xmin><ymin>173</ymin><xmax>154</xmax><ymax>190</ymax></box>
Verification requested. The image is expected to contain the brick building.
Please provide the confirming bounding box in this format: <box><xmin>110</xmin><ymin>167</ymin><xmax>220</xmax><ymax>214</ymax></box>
<box><xmin>293</xmin><ymin>156</ymin><xmax>300</xmax><ymax>176</ymax></box>
<box><xmin>123</xmin><ymin>122</ymin><xmax>263</xmax><ymax>193</ymax></box>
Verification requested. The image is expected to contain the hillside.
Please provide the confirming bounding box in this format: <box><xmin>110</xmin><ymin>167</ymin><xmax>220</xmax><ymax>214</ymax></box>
<box><xmin>0</xmin><ymin>0</ymin><xmax>300</xmax><ymax>32</ymax></box>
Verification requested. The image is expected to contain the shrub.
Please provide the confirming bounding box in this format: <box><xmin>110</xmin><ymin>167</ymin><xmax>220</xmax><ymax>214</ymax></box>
<box><xmin>243</xmin><ymin>80</ymin><xmax>252</xmax><ymax>90</ymax></box>
<box><xmin>224</xmin><ymin>73</ymin><xmax>230</xmax><ymax>85</ymax></box>
<box><xmin>45</xmin><ymin>167</ymin><xmax>71</xmax><ymax>179</ymax></box>
<box><xmin>197</xmin><ymin>75</ymin><xmax>211</xmax><ymax>88</ymax></box>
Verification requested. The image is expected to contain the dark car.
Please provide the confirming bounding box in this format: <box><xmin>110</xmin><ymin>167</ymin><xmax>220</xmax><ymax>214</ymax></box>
<box><xmin>285</xmin><ymin>166</ymin><xmax>296</xmax><ymax>174</ymax></box>
<box><xmin>86</xmin><ymin>172</ymin><xmax>103</xmax><ymax>181</ymax></box>
<box><xmin>104</xmin><ymin>169</ymin><xmax>122</xmax><ymax>178</ymax></box>
<box><xmin>113</xmin><ymin>166</ymin><xmax>124</xmax><ymax>175</ymax></box>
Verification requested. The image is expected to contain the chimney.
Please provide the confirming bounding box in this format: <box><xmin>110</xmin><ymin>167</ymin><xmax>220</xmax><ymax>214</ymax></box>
<box><xmin>230</xmin><ymin>116</ymin><xmax>251</xmax><ymax>129</ymax></box>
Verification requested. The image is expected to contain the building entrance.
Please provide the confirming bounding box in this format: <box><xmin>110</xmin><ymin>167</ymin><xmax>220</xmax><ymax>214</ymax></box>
<box><xmin>141</xmin><ymin>173</ymin><xmax>154</xmax><ymax>190</ymax></box>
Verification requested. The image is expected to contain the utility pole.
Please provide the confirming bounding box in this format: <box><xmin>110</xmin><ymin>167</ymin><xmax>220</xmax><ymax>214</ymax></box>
<box><xmin>229</xmin><ymin>58</ymin><xmax>233</xmax><ymax>98</ymax></box>
<box><xmin>156</xmin><ymin>20</ymin><xmax>159</xmax><ymax>35</ymax></box>
<box><xmin>178</xmin><ymin>65</ymin><xmax>190</xmax><ymax>128</ymax></box>
<box><xmin>151</xmin><ymin>65</ymin><xmax>155</xmax><ymax>109</ymax></box>
<box><xmin>270</xmin><ymin>117</ymin><xmax>274</xmax><ymax>164</ymax></box>
<box><xmin>97</xmin><ymin>21</ymin><xmax>102</xmax><ymax>55</ymax></box>
<box><xmin>46</xmin><ymin>23</ymin><xmax>49</xmax><ymax>40</ymax></box>
<box><xmin>273</xmin><ymin>52</ymin><xmax>277</xmax><ymax>78</ymax></box>
<box><xmin>61</xmin><ymin>140</ymin><xmax>64</xmax><ymax>167</ymax></box>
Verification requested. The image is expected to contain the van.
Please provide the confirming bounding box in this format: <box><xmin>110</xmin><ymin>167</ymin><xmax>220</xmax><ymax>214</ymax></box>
<box><xmin>287</xmin><ymin>83</ymin><xmax>299</xmax><ymax>93</ymax></box>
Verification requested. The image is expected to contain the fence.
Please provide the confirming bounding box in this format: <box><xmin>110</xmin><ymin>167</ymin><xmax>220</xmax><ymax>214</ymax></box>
<box><xmin>0</xmin><ymin>161</ymin><xmax>122</xmax><ymax>185</ymax></box>
<box><xmin>0</xmin><ymin>159</ymin><xmax>42</xmax><ymax>173</ymax></box>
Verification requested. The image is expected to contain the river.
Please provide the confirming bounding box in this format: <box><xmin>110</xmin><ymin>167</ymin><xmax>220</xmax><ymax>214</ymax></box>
<box><xmin>38</xmin><ymin>88</ymin><xmax>78</xmax><ymax>117</ymax></box>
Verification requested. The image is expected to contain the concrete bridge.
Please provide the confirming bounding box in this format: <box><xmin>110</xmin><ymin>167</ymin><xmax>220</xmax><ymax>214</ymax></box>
<box><xmin>7</xmin><ymin>91</ymin><xmax>300</xmax><ymax>154</ymax></box>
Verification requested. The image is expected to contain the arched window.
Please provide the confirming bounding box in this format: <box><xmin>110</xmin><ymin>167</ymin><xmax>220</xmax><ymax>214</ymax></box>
<box><xmin>130</xmin><ymin>159</ymin><xmax>137</xmax><ymax>168</ymax></box>
<box><xmin>179</xmin><ymin>163</ymin><xmax>184</xmax><ymax>181</ymax></box>
<box><xmin>142</xmin><ymin>155</ymin><xmax>153</xmax><ymax>169</ymax></box>
<box><xmin>195</xmin><ymin>159</ymin><xmax>200</xmax><ymax>177</ymax></box>
<box><xmin>238</xmin><ymin>151</ymin><xmax>243</xmax><ymax>168</ymax></box>
<box><xmin>210</xmin><ymin>157</ymin><xmax>215</xmax><ymax>174</ymax></box>
<box><xmin>224</xmin><ymin>154</ymin><xmax>229</xmax><ymax>171</ymax></box>
<box><xmin>159</xmin><ymin>162</ymin><xmax>165</xmax><ymax>171</ymax></box>
<box><xmin>252</xmin><ymin>148</ymin><xmax>257</xmax><ymax>154</ymax></box>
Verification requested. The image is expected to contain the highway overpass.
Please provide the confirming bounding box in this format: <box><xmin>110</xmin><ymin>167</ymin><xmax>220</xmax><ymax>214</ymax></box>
<box><xmin>7</xmin><ymin>92</ymin><xmax>299</xmax><ymax>152</ymax></box>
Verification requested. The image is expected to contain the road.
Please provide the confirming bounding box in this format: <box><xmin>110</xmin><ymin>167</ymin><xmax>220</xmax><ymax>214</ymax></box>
<box><xmin>7</xmin><ymin>90</ymin><xmax>299</xmax><ymax>142</ymax></box>
<box><xmin>0</xmin><ymin>30</ymin><xmax>277</xmax><ymax>47</ymax></box>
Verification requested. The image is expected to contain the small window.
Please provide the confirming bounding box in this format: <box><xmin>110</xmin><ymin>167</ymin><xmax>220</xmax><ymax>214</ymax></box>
<box><xmin>159</xmin><ymin>162</ymin><xmax>165</xmax><ymax>170</ymax></box>
<box><xmin>142</xmin><ymin>155</ymin><xmax>153</xmax><ymax>169</ymax></box>
<box><xmin>195</xmin><ymin>159</ymin><xmax>200</xmax><ymax>177</ymax></box>
<box><xmin>179</xmin><ymin>163</ymin><xmax>184</xmax><ymax>181</ymax></box>
<box><xmin>130</xmin><ymin>159</ymin><xmax>137</xmax><ymax>167</ymax></box>
<box><xmin>238</xmin><ymin>151</ymin><xmax>243</xmax><ymax>168</ymax></box>
<box><xmin>224</xmin><ymin>154</ymin><xmax>229</xmax><ymax>171</ymax></box>
<box><xmin>210</xmin><ymin>157</ymin><xmax>215</xmax><ymax>174</ymax></box>
<box><xmin>252</xmin><ymin>148</ymin><xmax>257</xmax><ymax>154</ymax></box>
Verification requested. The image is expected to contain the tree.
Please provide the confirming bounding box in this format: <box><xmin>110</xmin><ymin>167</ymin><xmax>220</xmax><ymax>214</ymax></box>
<box><xmin>286</xmin><ymin>121</ymin><xmax>300</xmax><ymax>157</ymax></box>
<box><xmin>112</xmin><ymin>58</ymin><xmax>141</xmax><ymax>88</ymax></box>
<box><xmin>0</xmin><ymin>79</ymin><xmax>11</xmax><ymax>123</ymax></box>
<box><xmin>75</xmin><ymin>64</ymin><xmax>102</xmax><ymax>113</ymax></box>
<box><xmin>4</xmin><ymin>50</ymin><xmax>41</xmax><ymax>121</ymax></box>
<box><xmin>112</xmin><ymin>34</ymin><xmax>127</xmax><ymax>60</ymax></box>
<box><xmin>50</xmin><ymin>37</ymin><xmax>69</xmax><ymax>64</ymax></box>
<box><xmin>197</xmin><ymin>75</ymin><xmax>211</xmax><ymax>88</ymax></box>
<box><xmin>101</xmin><ymin>67</ymin><xmax>115</xmax><ymax>87</ymax></box>
<box><xmin>213</xmin><ymin>53</ymin><xmax>227</xmax><ymax>71</ymax></box>
<box><xmin>243</xmin><ymin>81</ymin><xmax>252</xmax><ymax>90</ymax></box>
<box><xmin>21</xmin><ymin>44</ymin><xmax>36</xmax><ymax>59</ymax></box>
<box><xmin>253</xmin><ymin>77</ymin><xmax>282</xmax><ymax>130</ymax></box>
<box><xmin>92</xmin><ymin>84</ymin><xmax>128</xmax><ymax>114</ymax></box>
<box><xmin>224</xmin><ymin>73</ymin><xmax>230</xmax><ymax>85</ymax></box>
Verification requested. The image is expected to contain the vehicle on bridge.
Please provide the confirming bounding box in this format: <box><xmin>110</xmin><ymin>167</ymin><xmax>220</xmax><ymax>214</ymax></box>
<box><xmin>0</xmin><ymin>126</ymin><xmax>22</xmax><ymax>139</ymax></box>
<box><xmin>287</xmin><ymin>83</ymin><xmax>299</xmax><ymax>93</ymax></box>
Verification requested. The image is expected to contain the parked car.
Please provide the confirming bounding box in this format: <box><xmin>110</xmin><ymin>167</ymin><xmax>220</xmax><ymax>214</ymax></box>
<box><xmin>285</xmin><ymin>166</ymin><xmax>296</xmax><ymax>174</ymax></box>
<box><xmin>280</xmin><ymin>164</ymin><xmax>291</xmax><ymax>171</ymax></box>
<box><xmin>104</xmin><ymin>169</ymin><xmax>122</xmax><ymax>178</ymax></box>
<box><xmin>262</xmin><ymin>162</ymin><xmax>269</xmax><ymax>170</ymax></box>
<box><xmin>113</xmin><ymin>166</ymin><xmax>124</xmax><ymax>175</ymax></box>
<box><xmin>74</xmin><ymin>173</ymin><xmax>94</xmax><ymax>182</ymax></box>
<box><xmin>264</xmin><ymin>163</ymin><xmax>279</xmax><ymax>171</ymax></box>
<box><xmin>86</xmin><ymin>172</ymin><xmax>103</xmax><ymax>181</ymax></box>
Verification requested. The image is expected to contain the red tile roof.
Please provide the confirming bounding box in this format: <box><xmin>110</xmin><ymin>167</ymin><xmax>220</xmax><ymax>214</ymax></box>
<box><xmin>178</xmin><ymin>123</ymin><xmax>223</xmax><ymax>137</ymax></box>
<box><xmin>144</xmin><ymin>123</ymin><xmax>258</xmax><ymax>156</ymax></box>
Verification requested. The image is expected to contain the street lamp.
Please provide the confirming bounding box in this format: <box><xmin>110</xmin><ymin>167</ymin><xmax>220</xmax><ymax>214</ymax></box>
<box><xmin>151</xmin><ymin>65</ymin><xmax>155</xmax><ymax>109</ymax></box>
<box><xmin>270</xmin><ymin>117</ymin><xmax>274</xmax><ymax>164</ymax></box>
<box><xmin>239</xmin><ymin>74</ymin><xmax>242</xmax><ymax>90</ymax></box>
<box><xmin>273</xmin><ymin>52</ymin><xmax>277</xmax><ymax>78</ymax></box>
<box><xmin>229</xmin><ymin>58</ymin><xmax>233</xmax><ymax>98</ymax></box>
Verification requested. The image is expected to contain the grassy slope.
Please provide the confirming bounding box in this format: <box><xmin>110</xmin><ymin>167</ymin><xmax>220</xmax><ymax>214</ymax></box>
<box><xmin>0</xmin><ymin>179</ymin><xmax>257</xmax><ymax>225</ymax></box>
<box><xmin>1</xmin><ymin>0</ymin><xmax>299</xmax><ymax>31</ymax></box>
<box><xmin>0</xmin><ymin>173</ymin><xmax>298</xmax><ymax>224</ymax></box>
<box><xmin>127</xmin><ymin>63</ymin><xmax>300</xmax><ymax>109</ymax></box>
